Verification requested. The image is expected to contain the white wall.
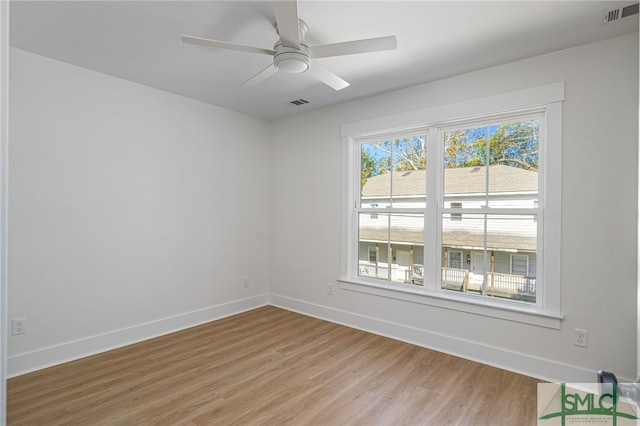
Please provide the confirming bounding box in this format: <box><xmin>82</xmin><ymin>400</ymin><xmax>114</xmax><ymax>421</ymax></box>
<box><xmin>7</xmin><ymin>48</ymin><xmax>271</xmax><ymax>376</ymax></box>
<box><xmin>1</xmin><ymin>2</ymin><xmax>8</xmax><ymax>423</ymax></box>
<box><xmin>270</xmin><ymin>33</ymin><xmax>639</xmax><ymax>383</ymax></box>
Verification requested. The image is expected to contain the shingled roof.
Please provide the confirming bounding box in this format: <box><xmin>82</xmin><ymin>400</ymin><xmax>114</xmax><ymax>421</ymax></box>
<box><xmin>362</xmin><ymin>165</ymin><xmax>538</xmax><ymax>197</ymax></box>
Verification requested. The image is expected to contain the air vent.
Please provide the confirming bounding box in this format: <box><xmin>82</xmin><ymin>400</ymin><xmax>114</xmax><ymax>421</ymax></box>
<box><xmin>288</xmin><ymin>99</ymin><xmax>310</xmax><ymax>106</ymax></box>
<box><xmin>603</xmin><ymin>3</ymin><xmax>639</xmax><ymax>23</ymax></box>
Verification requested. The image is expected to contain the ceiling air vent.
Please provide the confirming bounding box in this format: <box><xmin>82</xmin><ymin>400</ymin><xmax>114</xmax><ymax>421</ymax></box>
<box><xmin>603</xmin><ymin>2</ymin><xmax>639</xmax><ymax>23</ymax></box>
<box><xmin>288</xmin><ymin>99</ymin><xmax>310</xmax><ymax>107</ymax></box>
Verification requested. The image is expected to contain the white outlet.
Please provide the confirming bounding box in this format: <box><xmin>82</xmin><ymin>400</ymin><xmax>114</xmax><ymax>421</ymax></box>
<box><xmin>574</xmin><ymin>328</ymin><xmax>588</xmax><ymax>347</ymax></box>
<box><xmin>12</xmin><ymin>318</ymin><xmax>26</xmax><ymax>335</ymax></box>
<box><xmin>243</xmin><ymin>277</ymin><xmax>249</xmax><ymax>288</ymax></box>
<box><xmin>327</xmin><ymin>283</ymin><xmax>334</xmax><ymax>295</ymax></box>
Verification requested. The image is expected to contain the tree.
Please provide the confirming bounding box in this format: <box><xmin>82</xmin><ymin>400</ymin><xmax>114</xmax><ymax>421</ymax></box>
<box><xmin>360</xmin><ymin>147</ymin><xmax>386</xmax><ymax>188</ymax></box>
<box><xmin>370</xmin><ymin>136</ymin><xmax>427</xmax><ymax>172</ymax></box>
<box><xmin>360</xmin><ymin>120</ymin><xmax>538</xmax><ymax>188</ymax></box>
<box><xmin>488</xmin><ymin>120</ymin><xmax>539</xmax><ymax>170</ymax></box>
<box><xmin>444</xmin><ymin>129</ymin><xmax>484</xmax><ymax>168</ymax></box>
<box><xmin>444</xmin><ymin>120</ymin><xmax>539</xmax><ymax>171</ymax></box>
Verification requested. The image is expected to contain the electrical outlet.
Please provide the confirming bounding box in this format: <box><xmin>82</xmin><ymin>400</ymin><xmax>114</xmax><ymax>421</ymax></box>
<box><xmin>327</xmin><ymin>283</ymin><xmax>334</xmax><ymax>295</ymax></box>
<box><xmin>12</xmin><ymin>318</ymin><xmax>26</xmax><ymax>336</ymax></box>
<box><xmin>574</xmin><ymin>328</ymin><xmax>588</xmax><ymax>347</ymax></box>
<box><xmin>243</xmin><ymin>277</ymin><xmax>249</xmax><ymax>288</ymax></box>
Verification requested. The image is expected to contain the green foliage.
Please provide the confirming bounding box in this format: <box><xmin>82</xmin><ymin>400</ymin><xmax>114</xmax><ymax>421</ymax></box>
<box><xmin>360</xmin><ymin>136</ymin><xmax>426</xmax><ymax>188</ymax></box>
<box><xmin>360</xmin><ymin>148</ymin><xmax>386</xmax><ymax>188</ymax></box>
<box><xmin>444</xmin><ymin>120</ymin><xmax>538</xmax><ymax>170</ymax></box>
<box><xmin>359</xmin><ymin>120</ymin><xmax>538</xmax><ymax>191</ymax></box>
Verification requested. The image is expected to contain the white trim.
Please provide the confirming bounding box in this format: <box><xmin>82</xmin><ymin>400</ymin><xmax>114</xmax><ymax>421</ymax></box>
<box><xmin>341</xmin><ymin>82</ymin><xmax>565</xmax><ymax>137</ymax></box>
<box><xmin>270</xmin><ymin>293</ymin><xmax>590</xmax><ymax>383</ymax></box>
<box><xmin>7</xmin><ymin>294</ymin><xmax>269</xmax><ymax>378</ymax></box>
<box><xmin>339</xmin><ymin>278</ymin><xmax>562</xmax><ymax>329</ymax></box>
<box><xmin>542</xmin><ymin>101</ymin><xmax>562</xmax><ymax>315</ymax></box>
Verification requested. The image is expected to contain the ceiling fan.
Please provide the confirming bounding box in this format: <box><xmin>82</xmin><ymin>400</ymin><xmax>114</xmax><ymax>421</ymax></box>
<box><xmin>181</xmin><ymin>0</ymin><xmax>397</xmax><ymax>91</ymax></box>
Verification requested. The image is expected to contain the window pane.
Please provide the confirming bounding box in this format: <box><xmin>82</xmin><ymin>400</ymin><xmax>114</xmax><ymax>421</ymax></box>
<box><xmin>441</xmin><ymin>213</ymin><xmax>536</xmax><ymax>303</ymax></box>
<box><xmin>358</xmin><ymin>213</ymin><xmax>424</xmax><ymax>285</ymax></box>
<box><xmin>360</xmin><ymin>136</ymin><xmax>427</xmax><ymax>208</ymax></box>
<box><xmin>443</xmin><ymin>120</ymin><xmax>539</xmax><ymax>207</ymax></box>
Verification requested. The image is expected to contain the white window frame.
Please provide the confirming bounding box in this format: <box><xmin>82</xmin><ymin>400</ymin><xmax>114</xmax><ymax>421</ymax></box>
<box><xmin>339</xmin><ymin>83</ymin><xmax>564</xmax><ymax>329</ymax></box>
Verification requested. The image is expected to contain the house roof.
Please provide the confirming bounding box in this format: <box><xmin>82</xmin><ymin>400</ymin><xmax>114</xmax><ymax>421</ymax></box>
<box><xmin>362</xmin><ymin>165</ymin><xmax>538</xmax><ymax>198</ymax></box>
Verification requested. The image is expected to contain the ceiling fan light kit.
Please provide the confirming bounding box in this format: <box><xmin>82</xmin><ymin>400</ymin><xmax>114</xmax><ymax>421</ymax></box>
<box><xmin>181</xmin><ymin>0</ymin><xmax>397</xmax><ymax>91</ymax></box>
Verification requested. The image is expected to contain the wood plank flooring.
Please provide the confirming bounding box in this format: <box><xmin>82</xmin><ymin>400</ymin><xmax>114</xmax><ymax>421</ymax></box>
<box><xmin>8</xmin><ymin>306</ymin><xmax>540</xmax><ymax>425</ymax></box>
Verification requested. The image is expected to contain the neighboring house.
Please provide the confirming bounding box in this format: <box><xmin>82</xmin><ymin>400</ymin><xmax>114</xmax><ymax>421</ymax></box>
<box><xmin>359</xmin><ymin>165</ymin><xmax>538</xmax><ymax>301</ymax></box>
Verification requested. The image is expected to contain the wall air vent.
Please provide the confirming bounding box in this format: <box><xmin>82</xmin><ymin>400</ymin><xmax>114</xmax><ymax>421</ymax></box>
<box><xmin>603</xmin><ymin>2</ymin><xmax>639</xmax><ymax>23</ymax></box>
<box><xmin>288</xmin><ymin>99</ymin><xmax>310</xmax><ymax>106</ymax></box>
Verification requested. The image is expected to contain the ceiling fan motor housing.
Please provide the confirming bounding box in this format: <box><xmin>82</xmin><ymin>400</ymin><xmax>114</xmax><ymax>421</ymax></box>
<box><xmin>274</xmin><ymin>43</ymin><xmax>311</xmax><ymax>73</ymax></box>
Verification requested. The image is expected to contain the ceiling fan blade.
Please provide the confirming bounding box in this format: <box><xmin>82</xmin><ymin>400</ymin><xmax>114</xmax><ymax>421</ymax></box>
<box><xmin>242</xmin><ymin>64</ymin><xmax>279</xmax><ymax>87</ymax></box>
<box><xmin>181</xmin><ymin>35</ymin><xmax>275</xmax><ymax>56</ymax></box>
<box><xmin>273</xmin><ymin>0</ymin><xmax>300</xmax><ymax>48</ymax></box>
<box><xmin>310</xmin><ymin>35</ymin><xmax>397</xmax><ymax>59</ymax></box>
<box><xmin>307</xmin><ymin>60</ymin><xmax>350</xmax><ymax>91</ymax></box>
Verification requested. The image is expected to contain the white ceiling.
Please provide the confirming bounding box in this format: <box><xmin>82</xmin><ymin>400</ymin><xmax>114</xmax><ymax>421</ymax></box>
<box><xmin>9</xmin><ymin>1</ymin><xmax>639</xmax><ymax>121</ymax></box>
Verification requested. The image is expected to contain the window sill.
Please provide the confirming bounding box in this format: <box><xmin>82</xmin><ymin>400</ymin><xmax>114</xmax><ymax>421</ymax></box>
<box><xmin>337</xmin><ymin>278</ymin><xmax>563</xmax><ymax>329</ymax></box>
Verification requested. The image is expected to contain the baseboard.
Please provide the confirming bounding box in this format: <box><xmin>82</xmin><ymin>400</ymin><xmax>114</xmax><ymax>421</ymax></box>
<box><xmin>8</xmin><ymin>292</ymin><xmax>601</xmax><ymax>383</ymax></box>
<box><xmin>269</xmin><ymin>293</ymin><xmax>596</xmax><ymax>384</ymax></box>
<box><xmin>7</xmin><ymin>294</ymin><xmax>269</xmax><ymax>378</ymax></box>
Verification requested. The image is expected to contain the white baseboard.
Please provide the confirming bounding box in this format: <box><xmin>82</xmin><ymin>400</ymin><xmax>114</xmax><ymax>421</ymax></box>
<box><xmin>269</xmin><ymin>293</ymin><xmax>596</xmax><ymax>384</ymax></box>
<box><xmin>8</xmin><ymin>292</ymin><xmax>601</xmax><ymax>384</ymax></box>
<box><xmin>7</xmin><ymin>294</ymin><xmax>269</xmax><ymax>378</ymax></box>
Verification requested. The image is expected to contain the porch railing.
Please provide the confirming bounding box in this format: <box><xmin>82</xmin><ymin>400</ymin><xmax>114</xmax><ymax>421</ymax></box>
<box><xmin>485</xmin><ymin>272</ymin><xmax>536</xmax><ymax>301</ymax></box>
<box><xmin>442</xmin><ymin>267</ymin><xmax>536</xmax><ymax>302</ymax></box>
<box><xmin>442</xmin><ymin>267</ymin><xmax>468</xmax><ymax>291</ymax></box>
<box><xmin>359</xmin><ymin>262</ymin><xmax>536</xmax><ymax>301</ymax></box>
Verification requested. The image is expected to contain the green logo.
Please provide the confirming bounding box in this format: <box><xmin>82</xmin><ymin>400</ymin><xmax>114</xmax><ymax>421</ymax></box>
<box><xmin>539</xmin><ymin>383</ymin><xmax>638</xmax><ymax>425</ymax></box>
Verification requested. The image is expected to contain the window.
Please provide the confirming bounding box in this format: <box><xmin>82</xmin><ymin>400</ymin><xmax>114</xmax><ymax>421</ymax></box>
<box><xmin>511</xmin><ymin>254</ymin><xmax>529</xmax><ymax>276</ymax></box>
<box><xmin>358</xmin><ymin>134</ymin><xmax>427</xmax><ymax>284</ymax></box>
<box><xmin>368</xmin><ymin>246</ymin><xmax>378</xmax><ymax>263</ymax></box>
<box><xmin>448</xmin><ymin>250</ymin><xmax>463</xmax><ymax>269</ymax></box>
<box><xmin>441</xmin><ymin>116</ymin><xmax>540</xmax><ymax>303</ymax></box>
<box><xmin>369</xmin><ymin>203</ymin><xmax>379</xmax><ymax>219</ymax></box>
<box><xmin>450</xmin><ymin>202</ymin><xmax>462</xmax><ymax>221</ymax></box>
<box><xmin>341</xmin><ymin>83</ymin><xmax>564</xmax><ymax>328</ymax></box>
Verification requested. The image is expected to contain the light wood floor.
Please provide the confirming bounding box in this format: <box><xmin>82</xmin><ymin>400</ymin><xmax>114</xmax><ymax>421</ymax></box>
<box><xmin>8</xmin><ymin>306</ymin><xmax>540</xmax><ymax>425</ymax></box>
